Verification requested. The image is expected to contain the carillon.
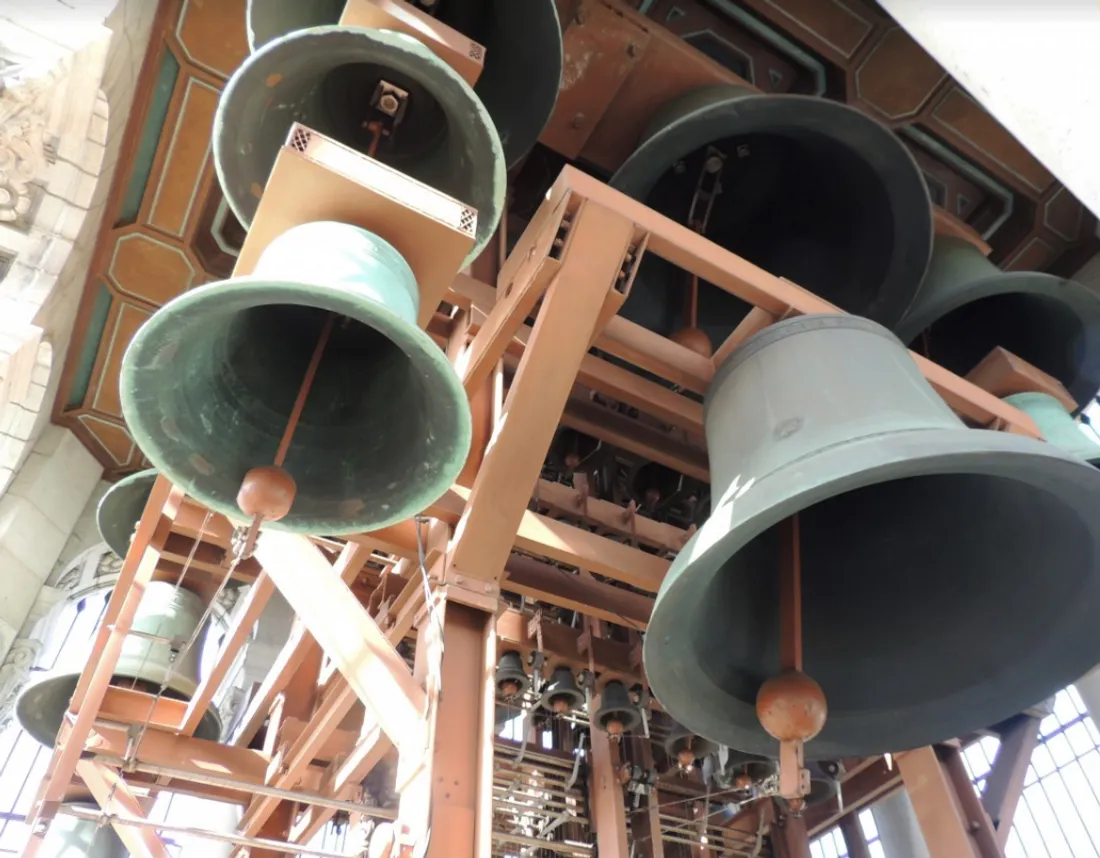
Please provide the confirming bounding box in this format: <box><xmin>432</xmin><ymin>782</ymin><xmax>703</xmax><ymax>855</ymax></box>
<box><xmin>120</xmin><ymin>222</ymin><xmax>472</xmax><ymax>535</ymax></box>
<box><xmin>95</xmin><ymin>468</ymin><xmax>157</xmax><ymax>559</ymax></box>
<box><xmin>214</xmin><ymin>23</ymin><xmax>505</xmax><ymax>262</ymax></box>
<box><xmin>895</xmin><ymin>235</ymin><xmax>1100</xmax><ymax>406</ymax></box>
<box><xmin>611</xmin><ymin>85</ymin><xmax>933</xmax><ymax>355</ymax></box>
<box><xmin>246</xmin><ymin>0</ymin><xmax>562</xmax><ymax>167</ymax></box>
<box><xmin>645</xmin><ymin>315</ymin><xmax>1100</xmax><ymax>760</ymax></box>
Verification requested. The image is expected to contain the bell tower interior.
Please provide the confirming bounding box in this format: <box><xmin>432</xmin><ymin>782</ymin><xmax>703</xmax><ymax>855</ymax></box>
<box><xmin>1</xmin><ymin>1</ymin><xmax>1100</xmax><ymax>857</ymax></box>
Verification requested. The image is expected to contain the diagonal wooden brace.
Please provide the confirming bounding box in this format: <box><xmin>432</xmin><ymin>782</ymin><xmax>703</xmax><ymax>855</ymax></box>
<box><xmin>254</xmin><ymin>531</ymin><xmax>427</xmax><ymax>754</ymax></box>
<box><xmin>76</xmin><ymin>761</ymin><xmax>172</xmax><ymax>858</ymax></box>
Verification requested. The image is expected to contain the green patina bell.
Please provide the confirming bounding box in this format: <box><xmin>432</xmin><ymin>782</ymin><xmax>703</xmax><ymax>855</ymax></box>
<box><xmin>245</xmin><ymin>0</ymin><xmax>562</xmax><ymax>168</ymax></box>
<box><xmin>1005</xmin><ymin>392</ymin><xmax>1100</xmax><ymax>465</ymax></box>
<box><xmin>894</xmin><ymin>236</ymin><xmax>1100</xmax><ymax>407</ymax></box>
<box><xmin>120</xmin><ymin>221</ymin><xmax>472</xmax><ymax>536</ymax></box>
<box><xmin>16</xmin><ymin>582</ymin><xmax>222</xmax><ymax>747</ymax></box>
<box><xmin>646</xmin><ymin>314</ymin><xmax>1100</xmax><ymax>760</ymax></box>
<box><xmin>213</xmin><ymin>25</ymin><xmax>505</xmax><ymax>263</ymax></box>
<box><xmin>611</xmin><ymin>84</ymin><xmax>933</xmax><ymax>352</ymax></box>
<box><xmin>96</xmin><ymin>468</ymin><xmax>158</xmax><ymax>559</ymax></box>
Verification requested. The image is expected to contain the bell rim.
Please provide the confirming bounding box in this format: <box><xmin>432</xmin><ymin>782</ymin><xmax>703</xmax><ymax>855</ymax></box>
<box><xmin>15</xmin><ymin>672</ymin><xmax>223</xmax><ymax>747</ymax></box>
<box><xmin>213</xmin><ymin>24</ymin><xmax>505</xmax><ymax>267</ymax></box>
<box><xmin>645</xmin><ymin>426</ymin><xmax>1100</xmax><ymax>760</ymax></box>
<box><xmin>96</xmin><ymin>468</ymin><xmax>159</xmax><ymax>559</ymax></box>
<box><xmin>119</xmin><ymin>274</ymin><xmax>472</xmax><ymax>536</ymax></box>
<box><xmin>610</xmin><ymin>89</ymin><xmax>933</xmax><ymax>330</ymax></box>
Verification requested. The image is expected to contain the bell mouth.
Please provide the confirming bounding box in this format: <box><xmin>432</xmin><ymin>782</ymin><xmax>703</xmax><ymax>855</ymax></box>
<box><xmin>120</xmin><ymin>278</ymin><xmax>472</xmax><ymax>536</ymax></box>
<box><xmin>214</xmin><ymin>25</ymin><xmax>505</xmax><ymax>263</ymax></box>
<box><xmin>612</xmin><ymin>88</ymin><xmax>931</xmax><ymax>338</ymax></box>
<box><xmin>15</xmin><ymin>674</ymin><xmax>222</xmax><ymax>748</ymax></box>
<box><xmin>897</xmin><ymin>271</ymin><xmax>1100</xmax><ymax>409</ymax></box>
<box><xmin>96</xmin><ymin>469</ymin><xmax>158</xmax><ymax>559</ymax></box>
<box><xmin>645</xmin><ymin>428</ymin><xmax>1100</xmax><ymax>759</ymax></box>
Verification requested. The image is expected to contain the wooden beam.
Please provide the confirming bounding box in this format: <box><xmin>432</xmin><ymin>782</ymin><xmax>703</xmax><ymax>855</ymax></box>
<box><xmin>634</xmin><ymin>728</ymin><xmax>665</xmax><ymax>858</ymax></box>
<box><xmin>503</xmin><ymin>554</ymin><xmax>653</xmax><ymax>628</ymax></box>
<box><xmin>769</xmin><ymin>800</ymin><xmax>811</xmax><ymax>858</ymax></box>
<box><xmin>254</xmin><ymin>532</ymin><xmax>426</xmax><ymax>752</ymax></box>
<box><xmin>804</xmin><ymin>757</ymin><xmax>901</xmax><ymax>836</ymax></box>
<box><xmin>983</xmin><ymin>715</ymin><xmax>1041</xmax><ymax>848</ymax></box>
<box><xmin>181</xmin><ymin>572</ymin><xmax>276</xmax><ymax>736</ymax></box>
<box><xmin>448</xmin><ymin>200</ymin><xmax>637</xmax><ymax>584</ymax></box>
<box><xmin>76</xmin><ymin>761</ymin><xmax>172</xmax><ymax>858</ymax></box>
<box><xmin>839</xmin><ymin>815</ymin><xmax>872</xmax><ymax>858</ymax></box>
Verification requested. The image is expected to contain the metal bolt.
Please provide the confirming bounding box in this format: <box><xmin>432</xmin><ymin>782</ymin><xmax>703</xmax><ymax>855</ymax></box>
<box><xmin>574</xmin><ymin>8</ymin><xmax>587</xmax><ymax>24</ymax></box>
<box><xmin>570</xmin><ymin>113</ymin><xmax>586</xmax><ymax>129</ymax></box>
<box><xmin>704</xmin><ymin>154</ymin><xmax>724</xmax><ymax>173</ymax></box>
<box><xmin>626</xmin><ymin>42</ymin><xmax>639</xmax><ymax>57</ymax></box>
<box><xmin>673</xmin><ymin>161</ymin><xmax>687</xmax><ymax>174</ymax></box>
<box><xmin>484</xmin><ymin>583</ymin><xmax>493</xmax><ymax>593</ymax></box>
<box><xmin>379</xmin><ymin>93</ymin><xmax>400</xmax><ymax>115</ymax></box>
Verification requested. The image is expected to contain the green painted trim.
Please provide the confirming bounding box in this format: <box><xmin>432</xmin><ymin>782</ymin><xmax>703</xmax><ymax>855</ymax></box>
<box><xmin>115</xmin><ymin>48</ymin><xmax>181</xmax><ymax>227</ymax></box>
<box><xmin>66</xmin><ymin>282</ymin><xmax>113</xmax><ymax>410</ymax></box>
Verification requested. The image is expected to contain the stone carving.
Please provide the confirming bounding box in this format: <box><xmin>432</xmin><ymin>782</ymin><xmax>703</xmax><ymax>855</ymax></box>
<box><xmin>0</xmin><ymin>636</ymin><xmax>42</xmax><ymax>731</ymax></box>
<box><xmin>0</xmin><ymin>70</ymin><xmax>52</xmax><ymax>226</ymax></box>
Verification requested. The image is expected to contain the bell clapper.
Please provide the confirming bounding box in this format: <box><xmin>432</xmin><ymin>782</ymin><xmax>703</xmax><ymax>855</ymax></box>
<box><xmin>363</xmin><ymin>81</ymin><xmax>410</xmax><ymax>158</ymax></box>
<box><xmin>235</xmin><ymin>312</ymin><xmax>337</xmax><ymax>557</ymax></box>
<box><xmin>756</xmin><ymin>513</ymin><xmax>828</xmax><ymax>812</ymax></box>
<box><xmin>669</xmin><ymin>148</ymin><xmax>727</xmax><ymax>358</ymax></box>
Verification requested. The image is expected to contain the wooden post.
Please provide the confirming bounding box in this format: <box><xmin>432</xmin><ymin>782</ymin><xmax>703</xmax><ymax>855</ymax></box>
<box><xmin>633</xmin><ymin>732</ymin><xmax>665</xmax><ymax>858</ymax></box>
<box><xmin>897</xmin><ymin>746</ymin><xmax>1003</xmax><ymax>858</ymax></box>
<box><xmin>769</xmin><ymin>800</ymin><xmax>811</xmax><ymax>858</ymax></box>
<box><xmin>982</xmin><ymin>715</ymin><xmax>1041</xmax><ymax>847</ymax></box>
<box><xmin>839</xmin><ymin>815</ymin><xmax>872</xmax><ymax>858</ymax></box>
<box><xmin>588</xmin><ymin>711</ymin><xmax>630</xmax><ymax>858</ymax></box>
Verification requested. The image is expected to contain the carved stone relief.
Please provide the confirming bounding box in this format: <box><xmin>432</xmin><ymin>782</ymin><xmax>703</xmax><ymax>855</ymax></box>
<box><xmin>0</xmin><ymin>71</ymin><xmax>52</xmax><ymax>229</ymax></box>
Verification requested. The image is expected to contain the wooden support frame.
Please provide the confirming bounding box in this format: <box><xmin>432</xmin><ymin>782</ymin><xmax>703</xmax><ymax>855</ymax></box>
<box><xmin>982</xmin><ymin>715</ymin><xmax>1041</xmax><ymax>848</ymax></box>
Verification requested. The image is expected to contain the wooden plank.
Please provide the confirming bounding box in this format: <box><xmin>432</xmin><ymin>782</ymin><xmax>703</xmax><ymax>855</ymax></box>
<box><xmin>983</xmin><ymin>715</ymin><xmax>1041</xmax><ymax>848</ymax></box>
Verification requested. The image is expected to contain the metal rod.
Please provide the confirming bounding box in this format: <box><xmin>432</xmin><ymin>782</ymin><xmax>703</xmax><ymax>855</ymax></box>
<box><xmin>87</xmin><ymin>755</ymin><xmax>396</xmax><ymax>820</ymax></box>
<box><xmin>58</xmin><ymin>806</ymin><xmax>356</xmax><ymax>858</ymax></box>
<box><xmin>273</xmin><ymin>312</ymin><xmax>336</xmax><ymax>467</ymax></box>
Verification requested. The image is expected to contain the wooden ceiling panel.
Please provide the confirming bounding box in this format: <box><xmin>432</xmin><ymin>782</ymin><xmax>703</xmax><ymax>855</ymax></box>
<box><xmin>173</xmin><ymin>0</ymin><xmax>250</xmax><ymax>80</ymax></box>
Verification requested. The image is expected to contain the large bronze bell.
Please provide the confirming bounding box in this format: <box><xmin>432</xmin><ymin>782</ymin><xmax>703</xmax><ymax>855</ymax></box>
<box><xmin>213</xmin><ymin>24</ymin><xmax>505</xmax><ymax>262</ymax></box>
<box><xmin>96</xmin><ymin>468</ymin><xmax>157</xmax><ymax>559</ymax></box>
<box><xmin>645</xmin><ymin>314</ymin><xmax>1100</xmax><ymax>760</ymax></box>
<box><xmin>17</xmin><ymin>582</ymin><xmax>222</xmax><ymax>747</ymax></box>
<box><xmin>120</xmin><ymin>221</ymin><xmax>472</xmax><ymax>535</ymax></box>
<box><xmin>1004</xmin><ymin>393</ymin><xmax>1100</xmax><ymax>465</ymax></box>
<box><xmin>245</xmin><ymin>0</ymin><xmax>562</xmax><ymax>167</ymax></box>
<box><xmin>610</xmin><ymin>85</ymin><xmax>932</xmax><ymax>352</ymax></box>
<box><xmin>894</xmin><ymin>236</ymin><xmax>1100</xmax><ymax>407</ymax></box>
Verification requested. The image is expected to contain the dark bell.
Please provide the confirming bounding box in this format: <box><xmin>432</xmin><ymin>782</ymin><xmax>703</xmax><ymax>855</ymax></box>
<box><xmin>804</xmin><ymin>759</ymin><xmax>843</xmax><ymax>807</ymax></box>
<box><xmin>611</xmin><ymin>84</ymin><xmax>932</xmax><ymax>350</ymax></box>
<box><xmin>120</xmin><ymin>221</ymin><xmax>472</xmax><ymax>536</ymax></box>
<box><xmin>96</xmin><ymin>468</ymin><xmax>158</xmax><ymax>559</ymax></box>
<box><xmin>595</xmin><ymin>680</ymin><xmax>641</xmax><ymax>736</ymax></box>
<box><xmin>539</xmin><ymin>666</ymin><xmax>584</xmax><ymax>714</ymax></box>
<box><xmin>495</xmin><ymin>650</ymin><xmax>530</xmax><ymax>699</ymax></box>
<box><xmin>645</xmin><ymin>314</ymin><xmax>1100</xmax><ymax>759</ymax></box>
<box><xmin>894</xmin><ymin>235</ymin><xmax>1100</xmax><ymax>408</ymax></box>
<box><xmin>213</xmin><ymin>24</ymin><xmax>505</xmax><ymax>263</ymax></box>
<box><xmin>664</xmin><ymin>720</ymin><xmax>719</xmax><ymax>765</ymax></box>
<box><xmin>631</xmin><ymin>461</ymin><xmax>682</xmax><ymax>511</ymax></box>
<box><xmin>246</xmin><ymin>0</ymin><xmax>562</xmax><ymax>168</ymax></box>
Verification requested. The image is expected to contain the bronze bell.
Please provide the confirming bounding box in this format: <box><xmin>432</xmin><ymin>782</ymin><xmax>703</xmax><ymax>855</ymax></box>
<box><xmin>894</xmin><ymin>236</ymin><xmax>1100</xmax><ymax>407</ymax></box>
<box><xmin>611</xmin><ymin>84</ymin><xmax>932</xmax><ymax>353</ymax></box>
<box><xmin>539</xmin><ymin>665</ymin><xmax>584</xmax><ymax>715</ymax></box>
<box><xmin>645</xmin><ymin>314</ymin><xmax>1100</xmax><ymax>759</ymax></box>
<box><xmin>594</xmin><ymin>680</ymin><xmax>641</xmax><ymax>737</ymax></box>
<box><xmin>17</xmin><ymin>582</ymin><xmax>222</xmax><ymax>747</ymax></box>
<box><xmin>495</xmin><ymin>650</ymin><xmax>530</xmax><ymax>700</ymax></box>
<box><xmin>96</xmin><ymin>468</ymin><xmax>157</xmax><ymax>559</ymax></box>
<box><xmin>245</xmin><ymin>0</ymin><xmax>562</xmax><ymax>168</ymax></box>
<box><xmin>120</xmin><ymin>221</ymin><xmax>472</xmax><ymax>536</ymax></box>
<box><xmin>213</xmin><ymin>22</ymin><xmax>505</xmax><ymax>263</ymax></box>
<box><xmin>665</xmin><ymin>720</ymin><xmax>719</xmax><ymax>769</ymax></box>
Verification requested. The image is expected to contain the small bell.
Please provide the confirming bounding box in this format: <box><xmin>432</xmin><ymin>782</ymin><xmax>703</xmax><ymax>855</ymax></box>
<box><xmin>495</xmin><ymin>650</ymin><xmax>530</xmax><ymax>700</ymax></box>
<box><xmin>594</xmin><ymin>680</ymin><xmax>641</xmax><ymax>738</ymax></box>
<box><xmin>539</xmin><ymin>666</ymin><xmax>584</xmax><ymax>715</ymax></box>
